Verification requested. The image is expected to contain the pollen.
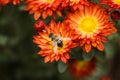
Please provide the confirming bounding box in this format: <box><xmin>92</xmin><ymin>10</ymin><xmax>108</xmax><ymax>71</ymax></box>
<box><xmin>43</xmin><ymin>0</ymin><xmax>54</xmax><ymax>3</ymax></box>
<box><xmin>77</xmin><ymin>61</ymin><xmax>88</xmax><ymax>69</ymax></box>
<box><xmin>113</xmin><ymin>0</ymin><xmax>120</xmax><ymax>4</ymax></box>
<box><xmin>79</xmin><ymin>17</ymin><xmax>98</xmax><ymax>34</ymax></box>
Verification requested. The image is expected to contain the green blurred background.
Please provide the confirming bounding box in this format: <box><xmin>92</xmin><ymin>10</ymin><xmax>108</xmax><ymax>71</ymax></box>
<box><xmin>0</xmin><ymin>3</ymin><xmax>120</xmax><ymax>80</ymax></box>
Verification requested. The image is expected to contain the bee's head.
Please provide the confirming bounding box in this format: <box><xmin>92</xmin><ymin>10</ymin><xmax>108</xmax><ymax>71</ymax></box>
<box><xmin>57</xmin><ymin>40</ymin><xmax>63</xmax><ymax>48</ymax></box>
<box><xmin>49</xmin><ymin>33</ymin><xmax>54</xmax><ymax>38</ymax></box>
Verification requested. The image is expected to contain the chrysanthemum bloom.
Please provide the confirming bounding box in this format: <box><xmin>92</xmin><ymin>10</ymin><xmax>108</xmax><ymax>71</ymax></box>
<box><xmin>0</xmin><ymin>0</ymin><xmax>10</xmax><ymax>5</ymax></box>
<box><xmin>12</xmin><ymin>0</ymin><xmax>21</xmax><ymax>5</ymax></box>
<box><xmin>100</xmin><ymin>76</ymin><xmax>112</xmax><ymax>80</ymax></box>
<box><xmin>110</xmin><ymin>10</ymin><xmax>120</xmax><ymax>20</ymax></box>
<box><xmin>0</xmin><ymin>0</ymin><xmax>20</xmax><ymax>5</ymax></box>
<box><xmin>61</xmin><ymin>0</ymin><xmax>89</xmax><ymax>10</ymax></box>
<box><xmin>33</xmin><ymin>21</ymin><xmax>77</xmax><ymax>63</ymax></box>
<box><xmin>65</xmin><ymin>4</ymin><xmax>117</xmax><ymax>52</ymax></box>
<box><xmin>24</xmin><ymin>0</ymin><xmax>62</xmax><ymax>20</ymax></box>
<box><xmin>100</xmin><ymin>0</ymin><xmax>120</xmax><ymax>10</ymax></box>
<box><xmin>68</xmin><ymin>58</ymin><xmax>96</xmax><ymax>79</ymax></box>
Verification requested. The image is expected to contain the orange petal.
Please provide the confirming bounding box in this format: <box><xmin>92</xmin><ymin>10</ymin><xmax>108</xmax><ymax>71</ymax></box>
<box><xmin>101</xmin><ymin>37</ymin><xmax>107</xmax><ymax>42</ymax></box>
<box><xmin>56</xmin><ymin>10</ymin><xmax>62</xmax><ymax>16</ymax></box>
<box><xmin>34</xmin><ymin>11</ymin><xmax>41</xmax><ymax>20</ymax></box>
<box><xmin>44</xmin><ymin>56</ymin><xmax>50</xmax><ymax>63</ymax></box>
<box><xmin>50</xmin><ymin>57</ymin><xmax>55</xmax><ymax>63</ymax></box>
<box><xmin>55</xmin><ymin>56</ymin><xmax>59</xmax><ymax>61</ymax></box>
<box><xmin>47</xmin><ymin>9</ymin><xmax>52</xmax><ymax>16</ymax></box>
<box><xmin>64</xmin><ymin>53</ymin><xmax>70</xmax><ymax>59</ymax></box>
<box><xmin>85</xmin><ymin>44</ymin><xmax>91</xmax><ymax>53</ymax></box>
<box><xmin>97</xmin><ymin>42</ymin><xmax>104</xmax><ymax>51</ymax></box>
<box><xmin>92</xmin><ymin>42</ymin><xmax>97</xmax><ymax>47</ymax></box>
<box><xmin>24</xmin><ymin>4</ymin><xmax>34</xmax><ymax>11</ymax></box>
<box><xmin>42</xmin><ymin>11</ymin><xmax>47</xmax><ymax>19</ymax></box>
<box><xmin>61</xmin><ymin>56</ymin><xmax>67</xmax><ymax>63</ymax></box>
<box><xmin>13</xmin><ymin>0</ymin><xmax>16</xmax><ymax>5</ymax></box>
<box><xmin>112</xmin><ymin>27</ymin><xmax>117</xmax><ymax>33</ymax></box>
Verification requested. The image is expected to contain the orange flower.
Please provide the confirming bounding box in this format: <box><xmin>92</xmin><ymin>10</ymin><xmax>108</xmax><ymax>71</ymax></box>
<box><xmin>12</xmin><ymin>0</ymin><xmax>21</xmax><ymax>5</ymax></box>
<box><xmin>61</xmin><ymin>0</ymin><xmax>89</xmax><ymax>10</ymax></box>
<box><xmin>65</xmin><ymin>4</ymin><xmax>117</xmax><ymax>52</ymax></box>
<box><xmin>100</xmin><ymin>76</ymin><xmax>112</xmax><ymax>80</ymax></box>
<box><xmin>0</xmin><ymin>0</ymin><xmax>10</xmax><ymax>5</ymax></box>
<box><xmin>0</xmin><ymin>0</ymin><xmax>20</xmax><ymax>5</ymax></box>
<box><xmin>68</xmin><ymin>58</ymin><xmax>96</xmax><ymax>79</ymax></box>
<box><xmin>100</xmin><ymin>0</ymin><xmax>120</xmax><ymax>10</ymax></box>
<box><xmin>33</xmin><ymin>20</ymin><xmax>77</xmax><ymax>63</ymax></box>
<box><xmin>24</xmin><ymin>0</ymin><xmax>62</xmax><ymax>20</ymax></box>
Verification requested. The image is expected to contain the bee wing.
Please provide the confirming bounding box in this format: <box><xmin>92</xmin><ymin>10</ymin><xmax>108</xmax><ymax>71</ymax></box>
<box><xmin>60</xmin><ymin>37</ymin><xmax>71</xmax><ymax>41</ymax></box>
<box><xmin>53</xmin><ymin>41</ymin><xmax>58</xmax><ymax>53</ymax></box>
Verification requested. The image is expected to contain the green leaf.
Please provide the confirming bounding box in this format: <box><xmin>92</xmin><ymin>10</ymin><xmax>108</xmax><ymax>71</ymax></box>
<box><xmin>108</xmin><ymin>33</ymin><xmax>119</xmax><ymax>41</ymax></box>
<box><xmin>0</xmin><ymin>35</ymin><xmax>8</xmax><ymax>46</ymax></box>
<box><xmin>57</xmin><ymin>61</ymin><xmax>68</xmax><ymax>73</ymax></box>
<box><xmin>104</xmin><ymin>42</ymin><xmax>115</xmax><ymax>59</ymax></box>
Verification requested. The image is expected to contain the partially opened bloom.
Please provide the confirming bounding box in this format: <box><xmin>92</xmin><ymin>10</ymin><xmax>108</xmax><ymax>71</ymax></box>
<box><xmin>110</xmin><ymin>10</ymin><xmax>120</xmax><ymax>20</ymax></box>
<box><xmin>100</xmin><ymin>0</ymin><xmax>120</xmax><ymax>10</ymax></box>
<box><xmin>34</xmin><ymin>20</ymin><xmax>46</xmax><ymax>31</ymax></box>
<box><xmin>61</xmin><ymin>0</ymin><xmax>89</xmax><ymax>10</ymax></box>
<box><xmin>25</xmin><ymin>0</ymin><xmax>62</xmax><ymax>20</ymax></box>
<box><xmin>68</xmin><ymin>58</ymin><xmax>96</xmax><ymax>79</ymax></box>
<box><xmin>65</xmin><ymin>4</ymin><xmax>117</xmax><ymax>52</ymax></box>
<box><xmin>33</xmin><ymin>20</ymin><xmax>76</xmax><ymax>63</ymax></box>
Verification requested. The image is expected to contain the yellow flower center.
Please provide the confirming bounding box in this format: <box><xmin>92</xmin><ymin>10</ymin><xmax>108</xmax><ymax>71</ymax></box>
<box><xmin>43</xmin><ymin>0</ymin><xmax>54</xmax><ymax>3</ymax></box>
<box><xmin>113</xmin><ymin>0</ymin><xmax>120</xmax><ymax>4</ymax></box>
<box><xmin>70</xmin><ymin>0</ymin><xmax>80</xmax><ymax>4</ymax></box>
<box><xmin>77</xmin><ymin>61</ymin><xmax>88</xmax><ymax>69</ymax></box>
<box><xmin>79</xmin><ymin>16</ymin><xmax>98</xmax><ymax>34</ymax></box>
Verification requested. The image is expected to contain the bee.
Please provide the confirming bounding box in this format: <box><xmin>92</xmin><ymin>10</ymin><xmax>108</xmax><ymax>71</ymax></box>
<box><xmin>49</xmin><ymin>33</ymin><xmax>63</xmax><ymax>47</ymax></box>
